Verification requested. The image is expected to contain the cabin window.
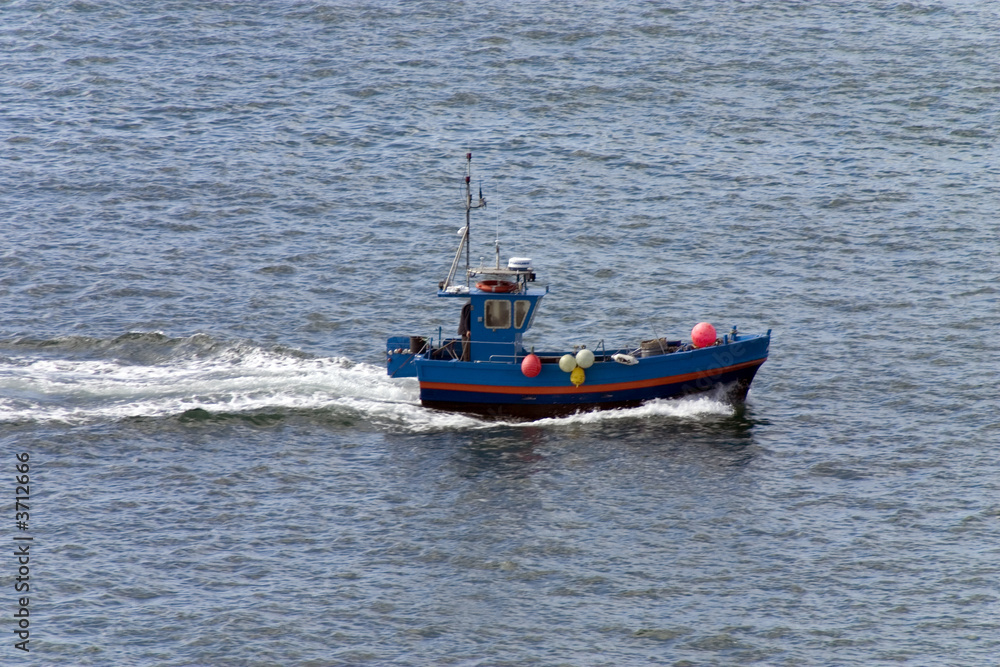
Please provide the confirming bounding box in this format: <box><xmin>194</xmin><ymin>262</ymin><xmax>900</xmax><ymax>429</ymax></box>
<box><xmin>484</xmin><ymin>300</ymin><xmax>511</xmax><ymax>329</ymax></box>
<box><xmin>514</xmin><ymin>300</ymin><xmax>531</xmax><ymax>329</ymax></box>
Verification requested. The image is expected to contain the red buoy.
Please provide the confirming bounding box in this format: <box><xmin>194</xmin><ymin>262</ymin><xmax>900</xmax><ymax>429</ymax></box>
<box><xmin>521</xmin><ymin>353</ymin><xmax>541</xmax><ymax>377</ymax></box>
<box><xmin>691</xmin><ymin>322</ymin><xmax>717</xmax><ymax>348</ymax></box>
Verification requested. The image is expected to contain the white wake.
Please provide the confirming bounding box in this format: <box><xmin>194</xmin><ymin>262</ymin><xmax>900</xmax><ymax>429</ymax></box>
<box><xmin>0</xmin><ymin>336</ymin><xmax>736</xmax><ymax>430</ymax></box>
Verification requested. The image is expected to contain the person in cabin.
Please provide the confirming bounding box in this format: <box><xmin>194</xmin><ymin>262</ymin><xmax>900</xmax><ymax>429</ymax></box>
<box><xmin>458</xmin><ymin>302</ymin><xmax>472</xmax><ymax>361</ymax></box>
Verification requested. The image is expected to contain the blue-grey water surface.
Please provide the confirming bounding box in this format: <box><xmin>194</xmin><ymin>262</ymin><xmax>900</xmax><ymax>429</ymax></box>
<box><xmin>2</xmin><ymin>1</ymin><xmax>998</xmax><ymax>665</ymax></box>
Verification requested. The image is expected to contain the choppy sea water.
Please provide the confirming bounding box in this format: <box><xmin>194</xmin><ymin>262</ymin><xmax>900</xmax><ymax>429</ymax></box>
<box><xmin>2</xmin><ymin>1</ymin><xmax>998</xmax><ymax>665</ymax></box>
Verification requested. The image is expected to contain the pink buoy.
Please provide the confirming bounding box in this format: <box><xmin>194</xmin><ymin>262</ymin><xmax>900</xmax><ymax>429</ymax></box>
<box><xmin>691</xmin><ymin>322</ymin><xmax>717</xmax><ymax>348</ymax></box>
<box><xmin>521</xmin><ymin>352</ymin><xmax>541</xmax><ymax>377</ymax></box>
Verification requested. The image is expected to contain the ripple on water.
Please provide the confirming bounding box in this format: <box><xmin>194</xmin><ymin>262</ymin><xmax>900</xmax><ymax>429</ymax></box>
<box><xmin>4</xmin><ymin>0</ymin><xmax>1000</xmax><ymax>665</ymax></box>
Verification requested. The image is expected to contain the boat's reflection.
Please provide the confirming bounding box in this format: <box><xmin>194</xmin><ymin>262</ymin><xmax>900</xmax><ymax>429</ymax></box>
<box><xmin>447</xmin><ymin>403</ymin><xmax>768</xmax><ymax>478</ymax></box>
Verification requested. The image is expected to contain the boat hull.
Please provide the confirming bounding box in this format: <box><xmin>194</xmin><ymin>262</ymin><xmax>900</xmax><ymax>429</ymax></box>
<box><xmin>416</xmin><ymin>332</ymin><xmax>769</xmax><ymax>420</ymax></box>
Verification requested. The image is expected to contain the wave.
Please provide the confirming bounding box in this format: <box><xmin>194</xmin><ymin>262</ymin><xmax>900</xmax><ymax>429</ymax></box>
<box><xmin>0</xmin><ymin>333</ymin><xmax>734</xmax><ymax>430</ymax></box>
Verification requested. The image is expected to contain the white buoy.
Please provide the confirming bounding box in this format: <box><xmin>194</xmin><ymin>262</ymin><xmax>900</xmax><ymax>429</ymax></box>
<box><xmin>576</xmin><ymin>348</ymin><xmax>595</xmax><ymax>369</ymax></box>
<box><xmin>558</xmin><ymin>354</ymin><xmax>577</xmax><ymax>372</ymax></box>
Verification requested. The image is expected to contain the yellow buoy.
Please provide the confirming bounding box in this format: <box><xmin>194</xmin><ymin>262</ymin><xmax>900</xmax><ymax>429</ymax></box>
<box><xmin>570</xmin><ymin>366</ymin><xmax>585</xmax><ymax>387</ymax></box>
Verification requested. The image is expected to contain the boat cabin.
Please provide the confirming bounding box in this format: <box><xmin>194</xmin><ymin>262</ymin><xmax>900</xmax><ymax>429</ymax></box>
<box><xmin>386</xmin><ymin>257</ymin><xmax>544</xmax><ymax>377</ymax></box>
<box><xmin>438</xmin><ymin>282</ymin><xmax>545</xmax><ymax>363</ymax></box>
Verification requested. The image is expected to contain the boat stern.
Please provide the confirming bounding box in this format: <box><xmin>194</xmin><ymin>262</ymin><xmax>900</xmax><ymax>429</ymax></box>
<box><xmin>386</xmin><ymin>335</ymin><xmax>422</xmax><ymax>377</ymax></box>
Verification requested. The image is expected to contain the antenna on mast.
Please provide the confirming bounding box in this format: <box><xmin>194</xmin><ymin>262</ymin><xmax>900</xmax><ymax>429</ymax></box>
<box><xmin>465</xmin><ymin>153</ymin><xmax>472</xmax><ymax>276</ymax></box>
<box><xmin>441</xmin><ymin>152</ymin><xmax>486</xmax><ymax>291</ymax></box>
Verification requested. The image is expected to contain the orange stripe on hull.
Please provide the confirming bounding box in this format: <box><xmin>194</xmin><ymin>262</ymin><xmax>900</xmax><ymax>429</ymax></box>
<box><xmin>420</xmin><ymin>358</ymin><xmax>766</xmax><ymax>396</ymax></box>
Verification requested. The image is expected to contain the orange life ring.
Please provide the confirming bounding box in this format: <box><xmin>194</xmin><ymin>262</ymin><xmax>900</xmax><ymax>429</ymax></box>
<box><xmin>476</xmin><ymin>280</ymin><xmax>518</xmax><ymax>293</ymax></box>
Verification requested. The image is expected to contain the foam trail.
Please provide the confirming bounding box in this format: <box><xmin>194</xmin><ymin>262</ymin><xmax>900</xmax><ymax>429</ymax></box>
<box><xmin>0</xmin><ymin>343</ymin><xmax>419</xmax><ymax>425</ymax></box>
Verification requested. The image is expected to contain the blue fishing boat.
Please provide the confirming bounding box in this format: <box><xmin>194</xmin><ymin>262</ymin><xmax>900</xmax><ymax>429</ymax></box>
<box><xmin>387</xmin><ymin>154</ymin><xmax>770</xmax><ymax>420</ymax></box>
